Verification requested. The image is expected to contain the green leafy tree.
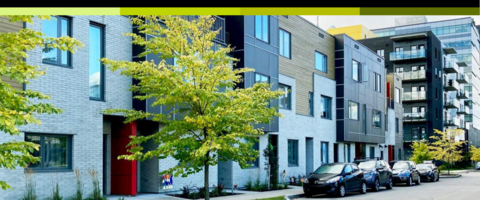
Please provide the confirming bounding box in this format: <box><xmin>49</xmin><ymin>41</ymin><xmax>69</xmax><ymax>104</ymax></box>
<box><xmin>101</xmin><ymin>15</ymin><xmax>283</xmax><ymax>200</ymax></box>
<box><xmin>0</xmin><ymin>15</ymin><xmax>82</xmax><ymax>190</ymax></box>
<box><xmin>429</xmin><ymin>129</ymin><xmax>465</xmax><ymax>175</ymax></box>
<box><xmin>409</xmin><ymin>141</ymin><xmax>433</xmax><ymax>164</ymax></box>
<box><xmin>470</xmin><ymin>145</ymin><xmax>480</xmax><ymax>163</ymax></box>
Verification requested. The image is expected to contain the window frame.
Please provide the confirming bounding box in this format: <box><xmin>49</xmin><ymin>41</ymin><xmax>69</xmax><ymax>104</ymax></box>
<box><xmin>321</xmin><ymin>95</ymin><xmax>332</xmax><ymax>119</ymax></box>
<box><xmin>89</xmin><ymin>22</ymin><xmax>106</xmax><ymax>101</ymax></box>
<box><xmin>309</xmin><ymin>92</ymin><xmax>314</xmax><ymax>116</ymax></box>
<box><xmin>288</xmin><ymin>139</ymin><xmax>299</xmax><ymax>166</ymax></box>
<box><xmin>394</xmin><ymin>87</ymin><xmax>400</xmax><ymax>103</ymax></box>
<box><xmin>254</xmin><ymin>15</ymin><xmax>269</xmax><ymax>43</ymax></box>
<box><xmin>279</xmin><ymin>29</ymin><xmax>291</xmax><ymax>59</ymax></box>
<box><xmin>352</xmin><ymin>59</ymin><xmax>360</xmax><ymax>82</ymax></box>
<box><xmin>348</xmin><ymin>101</ymin><xmax>359</xmax><ymax>120</ymax></box>
<box><xmin>254</xmin><ymin>73</ymin><xmax>270</xmax><ymax>84</ymax></box>
<box><xmin>321</xmin><ymin>142</ymin><xmax>329</xmax><ymax>164</ymax></box>
<box><xmin>247</xmin><ymin>138</ymin><xmax>260</xmax><ymax>168</ymax></box>
<box><xmin>42</xmin><ymin>16</ymin><xmax>72</xmax><ymax>67</ymax></box>
<box><xmin>315</xmin><ymin>51</ymin><xmax>328</xmax><ymax>73</ymax></box>
<box><xmin>25</xmin><ymin>133</ymin><xmax>73</xmax><ymax>172</ymax></box>
<box><xmin>279</xmin><ymin>84</ymin><xmax>292</xmax><ymax>110</ymax></box>
<box><xmin>372</xmin><ymin>109</ymin><xmax>381</xmax><ymax>128</ymax></box>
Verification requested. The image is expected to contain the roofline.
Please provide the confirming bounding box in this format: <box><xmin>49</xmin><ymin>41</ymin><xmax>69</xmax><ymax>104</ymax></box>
<box><xmin>297</xmin><ymin>15</ymin><xmax>334</xmax><ymax>37</ymax></box>
<box><xmin>371</xmin><ymin>17</ymin><xmax>473</xmax><ymax>31</ymax></box>
<box><xmin>333</xmin><ymin>33</ymin><xmax>385</xmax><ymax>62</ymax></box>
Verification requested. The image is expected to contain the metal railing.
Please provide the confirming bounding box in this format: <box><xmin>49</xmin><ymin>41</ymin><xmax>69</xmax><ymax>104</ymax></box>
<box><xmin>403</xmin><ymin>112</ymin><xmax>427</xmax><ymax>122</ymax></box>
<box><xmin>179</xmin><ymin>16</ymin><xmax>226</xmax><ymax>44</ymax></box>
<box><xmin>444</xmin><ymin>61</ymin><xmax>459</xmax><ymax>73</ymax></box>
<box><xmin>390</xmin><ymin>49</ymin><xmax>426</xmax><ymax>61</ymax></box>
<box><xmin>444</xmin><ymin>79</ymin><xmax>459</xmax><ymax>91</ymax></box>
<box><xmin>402</xmin><ymin>91</ymin><xmax>427</xmax><ymax>101</ymax></box>
<box><xmin>396</xmin><ymin>69</ymin><xmax>426</xmax><ymax>81</ymax></box>
<box><xmin>444</xmin><ymin>98</ymin><xmax>460</xmax><ymax>108</ymax></box>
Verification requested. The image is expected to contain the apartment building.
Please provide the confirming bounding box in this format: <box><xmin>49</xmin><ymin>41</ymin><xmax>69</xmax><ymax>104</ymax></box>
<box><xmin>385</xmin><ymin>74</ymin><xmax>404</xmax><ymax>161</ymax></box>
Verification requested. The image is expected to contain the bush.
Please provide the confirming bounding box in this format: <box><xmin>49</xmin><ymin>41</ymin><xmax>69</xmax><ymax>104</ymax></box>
<box><xmin>85</xmin><ymin>169</ymin><xmax>106</xmax><ymax>200</ymax></box>
<box><xmin>71</xmin><ymin>169</ymin><xmax>83</xmax><ymax>200</ymax></box>
<box><xmin>180</xmin><ymin>183</ymin><xmax>194</xmax><ymax>197</ymax></box>
<box><xmin>245</xmin><ymin>179</ymin><xmax>253</xmax><ymax>190</ymax></box>
<box><xmin>188</xmin><ymin>192</ymin><xmax>199</xmax><ymax>199</ymax></box>
<box><xmin>47</xmin><ymin>183</ymin><xmax>63</xmax><ymax>200</ymax></box>
<box><xmin>21</xmin><ymin>170</ymin><xmax>37</xmax><ymax>200</ymax></box>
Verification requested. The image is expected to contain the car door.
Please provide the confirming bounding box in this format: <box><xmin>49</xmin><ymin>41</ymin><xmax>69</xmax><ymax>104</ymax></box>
<box><xmin>343</xmin><ymin>164</ymin><xmax>355</xmax><ymax>191</ymax></box>
<box><xmin>376</xmin><ymin>161</ymin><xmax>387</xmax><ymax>184</ymax></box>
<box><xmin>351</xmin><ymin>164</ymin><xmax>363</xmax><ymax>188</ymax></box>
<box><xmin>409</xmin><ymin>162</ymin><xmax>419</xmax><ymax>180</ymax></box>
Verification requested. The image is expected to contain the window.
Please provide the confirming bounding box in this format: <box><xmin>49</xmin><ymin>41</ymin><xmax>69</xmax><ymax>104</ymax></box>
<box><xmin>435</xmin><ymin>47</ymin><xmax>437</xmax><ymax>59</ymax></box>
<box><xmin>255</xmin><ymin>73</ymin><xmax>269</xmax><ymax>83</ymax></box>
<box><xmin>363</xmin><ymin>104</ymin><xmax>367</xmax><ymax>133</ymax></box>
<box><xmin>352</xmin><ymin>60</ymin><xmax>360</xmax><ymax>81</ymax></box>
<box><xmin>373</xmin><ymin>110</ymin><xmax>381</xmax><ymax>128</ymax></box>
<box><xmin>315</xmin><ymin>52</ymin><xmax>327</xmax><ymax>73</ymax></box>
<box><xmin>321</xmin><ymin>96</ymin><xmax>332</xmax><ymax>119</ymax></box>
<box><xmin>348</xmin><ymin>101</ymin><xmax>359</xmax><ymax>120</ymax></box>
<box><xmin>396</xmin><ymin>118</ymin><xmax>399</xmax><ymax>133</ymax></box>
<box><xmin>321</xmin><ymin>142</ymin><xmax>329</xmax><ymax>164</ymax></box>
<box><xmin>344</xmin><ymin>143</ymin><xmax>351</xmax><ymax>162</ymax></box>
<box><xmin>395</xmin><ymin>87</ymin><xmax>400</xmax><ymax>103</ymax></box>
<box><xmin>375</xmin><ymin>73</ymin><xmax>381</xmax><ymax>92</ymax></box>
<box><xmin>42</xmin><ymin>16</ymin><xmax>71</xmax><ymax>66</ymax></box>
<box><xmin>344</xmin><ymin>165</ymin><xmax>352</xmax><ymax>174</ymax></box>
<box><xmin>369</xmin><ymin>146</ymin><xmax>375</xmax><ymax>159</ymax></box>
<box><xmin>288</xmin><ymin>140</ymin><xmax>298</xmax><ymax>166</ymax></box>
<box><xmin>309</xmin><ymin>92</ymin><xmax>314</xmax><ymax>116</ymax></box>
<box><xmin>376</xmin><ymin>49</ymin><xmax>384</xmax><ymax>57</ymax></box>
<box><xmin>352</xmin><ymin>164</ymin><xmax>359</xmax><ymax>172</ymax></box>
<box><xmin>279</xmin><ymin>84</ymin><xmax>291</xmax><ymax>110</ymax></box>
<box><xmin>25</xmin><ymin>134</ymin><xmax>72</xmax><ymax>170</ymax></box>
<box><xmin>89</xmin><ymin>23</ymin><xmax>105</xmax><ymax>100</ymax></box>
<box><xmin>279</xmin><ymin>29</ymin><xmax>291</xmax><ymax>58</ymax></box>
<box><xmin>255</xmin><ymin>15</ymin><xmax>269</xmax><ymax>42</ymax></box>
<box><xmin>436</xmin><ymin>108</ymin><xmax>439</xmax><ymax>119</ymax></box>
<box><xmin>398</xmin><ymin>149</ymin><xmax>402</xmax><ymax>160</ymax></box>
<box><xmin>436</xmin><ymin>88</ymin><xmax>438</xmax><ymax>99</ymax></box>
<box><xmin>435</xmin><ymin>68</ymin><xmax>438</xmax><ymax>78</ymax></box>
<box><xmin>247</xmin><ymin>139</ymin><xmax>259</xmax><ymax>168</ymax></box>
<box><xmin>396</xmin><ymin>67</ymin><xmax>403</xmax><ymax>73</ymax></box>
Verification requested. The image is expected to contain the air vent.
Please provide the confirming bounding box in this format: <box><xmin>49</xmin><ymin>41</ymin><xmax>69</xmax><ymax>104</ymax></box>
<box><xmin>354</xmin><ymin>44</ymin><xmax>359</xmax><ymax>49</ymax></box>
<box><xmin>319</xmin><ymin>33</ymin><xmax>324</xmax><ymax>38</ymax></box>
<box><xmin>377</xmin><ymin>58</ymin><xmax>381</xmax><ymax>62</ymax></box>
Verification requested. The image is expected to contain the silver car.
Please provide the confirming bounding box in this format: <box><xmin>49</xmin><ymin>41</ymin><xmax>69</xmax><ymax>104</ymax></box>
<box><xmin>476</xmin><ymin>162</ymin><xmax>480</xmax><ymax>170</ymax></box>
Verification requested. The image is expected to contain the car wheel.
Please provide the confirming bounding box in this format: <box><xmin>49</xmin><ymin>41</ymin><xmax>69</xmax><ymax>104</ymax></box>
<box><xmin>436</xmin><ymin>173</ymin><xmax>440</xmax><ymax>181</ymax></box>
<box><xmin>337</xmin><ymin>185</ymin><xmax>346</xmax><ymax>197</ymax></box>
<box><xmin>406</xmin><ymin>176</ymin><xmax>412</xmax><ymax>186</ymax></box>
<box><xmin>386</xmin><ymin>177</ymin><xmax>393</xmax><ymax>190</ymax></box>
<box><xmin>373</xmin><ymin>179</ymin><xmax>380</xmax><ymax>192</ymax></box>
<box><xmin>360</xmin><ymin>182</ymin><xmax>367</xmax><ymax>194</ymax></box>
<box><xmin>415</xmin><ymin>175</ymin><xmax>421</xmax><ymax>185</ymax></box>
<box><xmin>305</xmin><ymin>192</ymin><xmax>312</xmax><ymax>198</ymax></box>
<box><xmin>430</xmin><ymin>174</ymin><xmax>435</xmax><ymax>182</ymax></box>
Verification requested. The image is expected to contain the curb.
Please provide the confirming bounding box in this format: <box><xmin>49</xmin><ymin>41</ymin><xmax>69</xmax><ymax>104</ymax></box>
<box><xmin>285</xmin><ymin>194</ymin><xmax>304</xmax><ymax>200</ymax></box>
<box><xmin>439</xmin><ymin>174</ymin><xmax>462</xmax><ymax>178</ymax></box>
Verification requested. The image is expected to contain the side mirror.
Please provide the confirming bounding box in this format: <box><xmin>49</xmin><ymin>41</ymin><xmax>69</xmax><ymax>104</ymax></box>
<box><xmin>378</xmin><ymin>166</ymin><xmax>384</xmax><ymax>170</ymax></box>
<box><xmin>344</xmin><ymin>172</ymin><xmax>352</xmax><ymax>176</ymax></box>
<box><xmin>412</xmin><ymin>167</ymin><xmax>416</xmax><ymax>170</ymax></box>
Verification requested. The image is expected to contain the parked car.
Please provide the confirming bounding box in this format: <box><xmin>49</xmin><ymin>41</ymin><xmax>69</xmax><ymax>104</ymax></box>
<box><xmin>388</xmin><ymin>160</ymin><xmax>398</xmax><ymax>169</ymax></box>
<box><xmin>357</xmin><ymin>160</ymin><xmax>393</xmax><ymax>191</ymax></box>
<box><xmin>303</xmin><ymin>163</ymin><xmax>367</xmax><ymax>197</ymax></box>
<box><xmin>391</xmin><ymin>161</ymin><xmax>421</xmax><ymax>186</ymax></box>
<box><xmin>416</xmin><ymin>163</ymin><xmax>439</xmax><ymax>182</ymax></box>
<box><xmin>476</xmin><ymin>162</ymin><xmax>480</xmax><ymax>170</ymax></box>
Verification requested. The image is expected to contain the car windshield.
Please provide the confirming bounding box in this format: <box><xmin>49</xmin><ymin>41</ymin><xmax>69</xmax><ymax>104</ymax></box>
<box><xmin>358</xmin><ymin>161</ymin><xmax>376</xmax><ymax>170</ymax></box>
<box><xmin>417</xmin><ymin>164</ymin><xmax>432</xmax><ymax>170</ymax></box>
<box><xmin>393</xmin><ymin>162</ymin><xmax>409</xmax><ymax>170</ymax></box>
<box><xmin>314</xmin><ymin>164</ymin><xmax>344</xmax><ymax>174</ymax></box>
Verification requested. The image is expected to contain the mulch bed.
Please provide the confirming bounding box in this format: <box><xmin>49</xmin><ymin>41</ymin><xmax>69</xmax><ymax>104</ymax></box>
<box><xmin>167</xmin><ymin>193</ymin><xmax>242</xmax><ymax>199</ymax></box>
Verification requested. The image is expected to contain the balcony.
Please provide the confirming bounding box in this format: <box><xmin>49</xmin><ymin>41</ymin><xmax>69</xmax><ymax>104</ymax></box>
<box><xmin>404</xmin><ymin>132</ymin><xmax>428</xmax><ymax>142</ymax></box>
<box><xmin>456</xmin><ymin>73</ymin><xmax>469</xmax><ymax>84</ymax></box>
<box><xmin>403</xmin><ymin>112</ymin><xmax>427</xmax><ymax>122</ymax></box>
<box><xmin>457</xmin><ymin>89</ymin><xmax>469</xmax><ymax>100</ymax></box>
<box><xmin>465</xmin><ymin>114</ymin><xmax>473</xmax><ymax>122</ymax></box>
<box><xmin>396</xmin><ymin>70</ymin><xmax>426</xmax><ymax>82</ymax></box>
<box><xmin>389</xmin><ymin>49</ymin><xmax>426</xmax><ymax>62</ymax></box>
<box><xmin>444</xmin><ymin>61</ymin><xmax>459</xmax><ymax>74</ymax></box>
<box><xmin>444</xmin><ymin>79</ymin><xmax>459</xmax><ymax>91</ymax></box>
<box><xmin>444</xmin><ymin>118</ymin><xmax>460</xmax><ymax>127</ymax></box>
<box><xmin>457</xmin><ymin>105</ymin><xmax>470</xmax><ymax>115</ymax></box>
<box><xmin>180</xmin><ymin>16</ymin><xmax>226</xmax><ymax>44</ymax></box>
<box><xmin>444</xmin><ymin>98</ymin><xmax>460</xmax><ymax>109</ymax></box>
<box><xmin>402</xmin><ymin>91</ymin><xmax>427</xmax><ymax>102</ymax></box>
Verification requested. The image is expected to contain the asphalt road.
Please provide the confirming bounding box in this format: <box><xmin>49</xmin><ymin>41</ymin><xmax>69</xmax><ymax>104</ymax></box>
<box><xmin>295</xmin><ymin>171</ymin><xmax>480</xmax><ymax>200</ymax></box>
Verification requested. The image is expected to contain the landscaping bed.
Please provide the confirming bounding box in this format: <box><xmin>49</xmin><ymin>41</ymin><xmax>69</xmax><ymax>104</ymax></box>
<box><xmin>167</xmin><ymin>184</ymin><xmax>242</xmax><ymax>199</ymax></box>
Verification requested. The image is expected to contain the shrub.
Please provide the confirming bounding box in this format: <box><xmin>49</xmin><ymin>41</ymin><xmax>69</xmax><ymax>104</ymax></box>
<box><xmin>21</xmin><ymin>169</ymin><xmax>37</xmax><ymax>200</ymax></box>
<box><xmin>245</xmin><ymin>179</ymin><xmax>253</xmax><ymax>190</ymax></box>
<box><xmin>85</xmin><ymin>169</ymin><xmax>106</xmax><ymax>200</ymax></box>
<box><xmin>47</xmin><ymin>183</ymin><xmax>62</xmax><ymax>200</ymax></box>
<box><xmin>71</xmin><ymin>169</ymin><xmax>83</xmax><ymax>200</ymax></box>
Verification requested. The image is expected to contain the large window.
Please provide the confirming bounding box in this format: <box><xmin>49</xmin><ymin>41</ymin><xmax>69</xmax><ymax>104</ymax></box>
<box><xmin>288</xmin><ymin>140</ymin><xmax>298</xmax><ymax>166</ymax></box>
<box><xmin>321</xmin><ymin>142</ymin><xmax>329</xmax><ymax>164</ymax></box>
<box><xmin>255</xmin><ymin>73</ymin><xmax>269</xmax><ymax>83</ymax></box>
<box><xmin>373</xmin><ymin>110</ymin><xmax>381</xmax><ymax>128</ymax></box>
<box><xmin>321</xmin><ymin>95</ymin><xmax>332</xmax><ymax>119</ymax></box>
<box><xmin>89</xmin><ymin>23</ymin><xmax>105</xmax><ymax>100</ymax></box>
<box><xmin>315</xmin><ymin>52</ymin><xmax>327</xmax><ymax>73</ymax></box>
<box><xmin>352</xmin><ymin>60</ymin><xmax>360</xmax><ymax>81</ymax></box>
<box><xmin>247</xmin><ymin>139</ymin><xmax>259</xmax><ymax>168</ymax></box>
<box><xmin>255</xmin><ymin>15</ymin><xmax>269</xmax><ymax>42</ymax></box>
<box><xmin>309</xmin><ymin>92</ymin><xmax>314</xmax><ymax>116</ymax></box>
<box><xmin>369</xmin><ymin>147</ymin><xmax>375</xmax><ymax>159</ymax></box>
<box><xmin>279</xmin><ymin>84</ymin><xmax>291</xmax><ymax>110</ymax></box>
<box><xmin>395</xmin><ymin>87</ymin><xmax>400</xmax><ymax>103</ymax></box>
<box><xmin>376</xmin><ymin>49</ymin><xmax>384</xmax><ymax>57</ymax></box>
<box><xmin>375</xmin><ymin>73</ymin><xmax>381</xmax><ymax>92</ymax></box>
<box><xmin>25</xmin><ymin>134</ymin><xmax>72</xmax><ymax>170</ymax></box>
<box><xmin>42</xmin><ymin>16</ymin><xmax>71</xmax><ymax>66</ymax></box>
<box><xmin>348</xmin><ymin>101</ymin><xmax>359</xmax><ymax>120</ymax></box>
<box><xmin>279</xmin><ymin>29</ymin><xmax>291</xmax><ymax>58</ymax></box>
<box><xmin>396</xmin><ymin>118</ymin><xmax>399</xmax><ymax>133</ymax></box>
<box><xmin>344</xmin><ymin>143</ymin><xmax>351</xmax><ymax>162</ymax></box>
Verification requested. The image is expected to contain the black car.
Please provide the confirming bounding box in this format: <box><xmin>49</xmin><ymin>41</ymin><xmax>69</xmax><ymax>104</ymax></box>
<box><xmin>417</xmin><ymin>163</ymin><xmax>439</xmax><ymax>182</ymax></box>
<box><xmin>357</xmin><ymin>160</ymin><xmax>393</xmax><ymax>191</ymax></box>
<box><xmin>391</xmin><ymin>161</ymin><xmax>421</xmax><ymax>186</ymax></box>
<box><xmin>303</xmin><ymin>163</ymin><xmax>367</xmax><ymax>197</ymax></box>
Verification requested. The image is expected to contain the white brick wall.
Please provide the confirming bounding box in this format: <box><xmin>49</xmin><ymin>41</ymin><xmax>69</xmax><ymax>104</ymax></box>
<box><xmin>0</xmin><ymin>16</ymin><xmax>132</xmax><ymax>200</ymax></box>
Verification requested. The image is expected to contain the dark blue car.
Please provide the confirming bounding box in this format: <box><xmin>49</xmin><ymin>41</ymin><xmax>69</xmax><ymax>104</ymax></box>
<box><xmin>357</xmin><ymin>160</ymin><xmax>393</xmax><ymax>192</ymax></box>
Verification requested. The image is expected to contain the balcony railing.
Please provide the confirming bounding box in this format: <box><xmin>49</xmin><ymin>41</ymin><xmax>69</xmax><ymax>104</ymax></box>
<box><xmin>180</xmin><ymin>16</ymin><xmax>225</xmax><ymax>44</ymax></box>
<box><xmin>402</xmin><ymin>91</ymin><xmax>427</xmax><ymax>101</ymax></box>
<box><xmin>396</xmin><ymin>70</ymin><xmax>426</xmax><ymax>81</ymax></box>
<box><xmin>457</xmin><ymin>105</ymin><xmax>470</xmax><ymax>115</ymax></box>
<box><xmin>456</xmin><ymin>73</ymin><xmax>469</xmax><ymax>84</ymax></box>
<box><xmin>444</xmin><ymin>118</ymin><xmax>460</xmax><ymax>127</ymax></box>
<box><xmin>404</xmin><ymin>132</ymin><xmax>428</xmax><ymax>142</ymax></box>
<box><xmin>444</xmin><ymin>79</ymin><xmax>459</xmax><ymax>91</ymax></box>
<box><xmin>444</xmin><ymin>61</ymin><xmax>459</xmax><ymax>74</ymax></box>
<box><xmin>457</xmin><ymin>89</ymin><xmax>469</xmax><ymax>100</ymax></box>
<box><xmin>390</xmin><ymin>49</ymin><xmax>426</xmax><ymax>61</ymax></box>
<box><xmin>444</xmin><ymin>98</ymin><xmax>460</xmax><ymax>109</ymax></box>
<box><xmin>403</xmin><ymin>112</ymin><xmax>427</xmax><ymax>122</ymax></box>
<box><xmin>465</xmin><ymin>114</ymin><xmax>473</xmax><ymax>122</ymax></box>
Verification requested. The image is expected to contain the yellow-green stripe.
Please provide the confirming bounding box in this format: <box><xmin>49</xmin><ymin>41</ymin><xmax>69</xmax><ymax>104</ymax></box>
<box><xmin>360</xmin><ymin>7</ymin><xmax>479</xmax><ymax>15</ymax></box>
<box><xmin>0</xmin><ymin>7</ymin><xmax>120</xmax><ymax>15</ymax></box>
<box><xmin>119</xmin><ymin>7</ymin><xmax>360</xmax><ymax>15</ymax></box>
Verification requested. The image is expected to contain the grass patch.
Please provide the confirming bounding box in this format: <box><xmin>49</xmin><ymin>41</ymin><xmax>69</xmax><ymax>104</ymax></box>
<box><xmin>254</xmin><ymin>196</ymin><xmax>285</xmax><ymax>200</ymax></box>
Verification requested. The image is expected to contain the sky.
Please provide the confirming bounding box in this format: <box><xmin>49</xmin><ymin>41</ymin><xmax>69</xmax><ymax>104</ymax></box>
<box><xmin>301</xmin><ymin>16</ymin><xmax>480</xmax><ymax>31</ymax></box>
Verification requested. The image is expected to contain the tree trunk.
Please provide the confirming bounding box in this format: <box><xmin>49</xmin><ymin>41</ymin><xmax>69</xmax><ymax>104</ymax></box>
<box><xmin>204</xmin><ymin>154</ymin><xmax>210</xmax><ymax>200</ymax></box>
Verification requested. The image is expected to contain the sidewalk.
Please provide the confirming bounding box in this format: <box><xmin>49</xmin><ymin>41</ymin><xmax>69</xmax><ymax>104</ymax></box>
<box><xmin>107</xmin><ymin>186</ymin><xmax>304</xmax><ymax>200</ymax></box>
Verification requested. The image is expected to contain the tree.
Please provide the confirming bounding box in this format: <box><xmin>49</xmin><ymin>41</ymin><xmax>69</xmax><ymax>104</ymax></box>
<box><xmin>409</xmin><ymin>141</ymin><xmax>433</xmax><ymax>164</ymax></box>
<box><xmin>429</xmin><ymin>129</ymin><xmax>465</xmax><ymax>175</ymax></box>
<box><xmin>0</xmin><ymin>15</ymin><xmax>82</xmax><ymax>190</ymax></box>
<box><xmin>101</xmin><ymin>15</ymin><xmax>283</xmax><ymax>200</ymax></box>
<box><xmin>470</xmin><ymin>145</ymin><xmax>480</xmax><ymax>164</ymax></box>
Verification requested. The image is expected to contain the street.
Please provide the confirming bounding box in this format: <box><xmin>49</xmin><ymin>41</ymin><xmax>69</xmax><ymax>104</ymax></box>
<box><xmin>295</xmin><ymin>171</ymin><xmax>480</xmax><ymax>200</ymax></box>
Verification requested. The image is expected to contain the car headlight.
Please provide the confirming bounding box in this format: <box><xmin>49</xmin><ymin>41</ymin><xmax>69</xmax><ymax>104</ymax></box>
<box><xmin>303</xmin><ymin>179</ymin><xmax>309</xmax><ymax>184</ymax></box>
<box><xmin>326</xmin><ymin>177</ymin><xmax>341</xmax><ymax>184</ymax></box>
